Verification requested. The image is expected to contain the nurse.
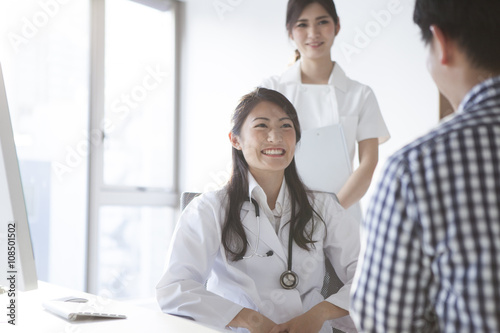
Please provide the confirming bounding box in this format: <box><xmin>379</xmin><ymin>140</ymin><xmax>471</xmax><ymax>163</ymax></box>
<box><xmin>261</xmin><ymin>0</ymin><xmax>390</xmax><ymax>220</ymax></box>
<box><xmin>156</xmin><ymin>88</ymin><xmax>359</xmax><ymax>333</ymax></box>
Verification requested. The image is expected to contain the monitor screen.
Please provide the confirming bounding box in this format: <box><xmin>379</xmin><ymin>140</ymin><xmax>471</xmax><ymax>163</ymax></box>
<box><xmin>0</xmin><ymin>62</ymin><xmax>38</xmax><ymax>292</ymax></box>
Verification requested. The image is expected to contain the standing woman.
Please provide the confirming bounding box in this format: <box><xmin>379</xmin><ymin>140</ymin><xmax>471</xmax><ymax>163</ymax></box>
<box><xmin>157</xmin><ymin>88</ymin><xmax>359</xmax><ymax>333</ymax></box>
<box><xmin>261</xmin><ymin>0</ymin><xmax>390</xmax><ymax>221</ymax></box>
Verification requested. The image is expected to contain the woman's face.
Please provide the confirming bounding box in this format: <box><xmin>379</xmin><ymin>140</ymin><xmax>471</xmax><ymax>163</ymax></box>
<box><xmin>290</xmin><ymin>2</ymin><xmax>340</xmax><ymax>61</ymax></box>
<box><xmin>230</xmin><ymin>101</ymin><xmax>296</xmax><ymax>178</ymax></box>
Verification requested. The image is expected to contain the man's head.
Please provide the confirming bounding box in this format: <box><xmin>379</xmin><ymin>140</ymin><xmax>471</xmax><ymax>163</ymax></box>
<box><xmin>414</xmin><ymin>0</ymin><xmax>500</xmax><ymax>107</ymax></box>
<box><xmin>414</xmin><ymin>0</ymin><xmax>500</xmax><ymax>73</ymax></box>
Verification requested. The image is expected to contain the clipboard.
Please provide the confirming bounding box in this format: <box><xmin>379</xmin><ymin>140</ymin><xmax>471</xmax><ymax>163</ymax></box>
<box><xmin>294</xmin><ymin>124</ymin><xmax>352</xmax><ymax>194</ymax></box>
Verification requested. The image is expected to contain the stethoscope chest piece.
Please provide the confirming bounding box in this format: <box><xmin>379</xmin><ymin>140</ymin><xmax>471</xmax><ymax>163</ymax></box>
<box><xmin>280</xmin><ymin>270</ymin><xmax>299</xmax><ymax>289</ymax></box>
<box><xmin>245</xmin><ymin>197</ymin><xmax>300</xmax><ymax>290</ymax></box>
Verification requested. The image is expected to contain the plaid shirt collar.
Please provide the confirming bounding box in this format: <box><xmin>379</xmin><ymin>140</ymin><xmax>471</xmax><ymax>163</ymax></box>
<box><xmin>457</xmin><ymin>75</ymin><xmax>500</xmax><ymax>114</ymax></box>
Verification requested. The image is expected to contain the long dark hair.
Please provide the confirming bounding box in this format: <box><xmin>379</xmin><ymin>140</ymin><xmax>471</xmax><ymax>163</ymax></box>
<box><xmin>222</xmin><ymin>87</ymin><xmax>323</xmax><ymax>261</ymax></box>
<box><xmin>286</xmin><ymin>0</ymin><xmax>340</xmax><ymax>62</ymax></box>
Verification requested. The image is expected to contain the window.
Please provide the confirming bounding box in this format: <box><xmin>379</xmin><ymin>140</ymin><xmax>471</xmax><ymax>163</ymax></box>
<box><xmin>0</xmin><ymin>0</ymin><xmax>178</xmax><ymax>300</ymax></box>
<box><xmin>87</xmin><ymin>0</ymin><xmax>178</xmax><ymax>300</ymax></box>
<box><xmin>0</xmin><ymin>0</ymin><xmax>90</xmax><ymax>290</ymax></box>
<box><xmin>103</xmin><ymin>0</ymin><xmax>175</xmax><ymax>189</ymax></box>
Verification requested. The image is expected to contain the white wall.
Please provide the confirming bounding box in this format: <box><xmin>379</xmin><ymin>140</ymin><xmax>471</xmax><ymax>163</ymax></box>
<box><xmin>178</xmin><ymin>0</ymin><xmax>439</xmax><ymax>210</ymax></box>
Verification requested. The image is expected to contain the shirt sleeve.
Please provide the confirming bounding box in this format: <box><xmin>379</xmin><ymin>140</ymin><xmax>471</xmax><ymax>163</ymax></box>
<box><xmin>356</xmin><ymin>86</ymin><xmax>390</xmax><ymax>144</ymax></box>
<box><xmin>350</xmin><ymin>157</ymin><xmax>434</xmax><ymax>332</ymax></box>
<box><xmin>155</xmin><ymin>195</ymin><xmax>243</xmax><ymax>328</ymax></box>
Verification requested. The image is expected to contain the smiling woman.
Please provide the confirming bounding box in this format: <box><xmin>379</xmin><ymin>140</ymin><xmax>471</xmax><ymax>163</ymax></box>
<box><xmin>156</xmin><ymin>87</ymin><xmax>360</xmax><ymax>332</ymax></box>
<box><xmin>229</xmin><ymin>100</ymin><xmax>297</xmax><ymax>184</ymax></box>
<box><xmin>261</xmin><ymin>0</ymin><xmax>390</xmax><ymax>223</ymax></box>
<box><xmin>289</xmin><ymin>2</ymin><xmax>339</xmax><ymax>74</ymax></box>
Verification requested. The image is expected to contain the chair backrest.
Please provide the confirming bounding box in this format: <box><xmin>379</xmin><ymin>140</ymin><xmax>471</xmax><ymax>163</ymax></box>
<box><xmin>180</xmin><ymin>192</ymin><xmax>201</xmax><ymax>211</ymax></box>
<box><xmin>179</xmin><ymin>191</ymin><xmax>344</xmax><ymax>299</ymax></box>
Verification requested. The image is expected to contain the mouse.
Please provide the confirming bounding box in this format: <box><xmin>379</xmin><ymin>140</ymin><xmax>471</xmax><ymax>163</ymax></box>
<box><xmin>55</xmin><ymin>296</ymin><xmax>89</xmax><ymax>303</ymax></box>
<box><xmin>65</xmin><ymin>297</ymin><xmax>88</xmax><ymax>303</ymax></box>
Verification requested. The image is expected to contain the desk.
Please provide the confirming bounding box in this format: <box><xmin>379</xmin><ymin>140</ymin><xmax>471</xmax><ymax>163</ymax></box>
<box><xmin>9</xmin><ymin>281</ymin><xmax>227</xmax><ymax>332</ymax></box>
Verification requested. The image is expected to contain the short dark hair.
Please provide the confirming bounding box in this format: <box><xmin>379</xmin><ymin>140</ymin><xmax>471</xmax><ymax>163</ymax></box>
<box><xmin>413</xmin><ymin>0</ymin><xmax>500</xmax><ymax>72</ymax></box>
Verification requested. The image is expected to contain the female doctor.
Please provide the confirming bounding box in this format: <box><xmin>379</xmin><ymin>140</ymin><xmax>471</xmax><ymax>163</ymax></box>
<box><xmin>156</xmin><ymin>88</ymin><xmax>359</xmax><ymax>333</ymax></box>
<box><xmin>261</xmin><ymin>0</ymin><xmax>390</xmax><ymax>220</ymax></box>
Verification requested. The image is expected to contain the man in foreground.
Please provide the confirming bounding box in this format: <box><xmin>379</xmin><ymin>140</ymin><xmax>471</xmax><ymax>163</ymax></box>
<box><xmin>350</xmin><ymin>0</ymin><xmax>500</xmax><ymax>331</ymax></box>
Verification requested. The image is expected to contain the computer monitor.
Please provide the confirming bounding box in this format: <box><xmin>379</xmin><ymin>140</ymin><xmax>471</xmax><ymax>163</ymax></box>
<box><xmin>0</xmin><ymin>62</ymin><xmax>38</xmax><ymax>291</ymax></box>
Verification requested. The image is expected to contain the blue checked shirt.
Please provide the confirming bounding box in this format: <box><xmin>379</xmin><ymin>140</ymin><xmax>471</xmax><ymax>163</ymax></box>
<box><xmin>350</xmin><ymin>77</ymin><xmax>500</xmax><ymax>332</ymax></box>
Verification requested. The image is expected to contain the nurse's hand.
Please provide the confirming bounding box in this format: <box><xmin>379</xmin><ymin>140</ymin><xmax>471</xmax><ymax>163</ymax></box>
<box><xmin>227</xmin><ymin>308</ymin><xmax>276</xmax><ymax>333</ymax></box>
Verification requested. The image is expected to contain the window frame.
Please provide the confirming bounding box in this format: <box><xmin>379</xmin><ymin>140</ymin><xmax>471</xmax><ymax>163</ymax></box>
<box><xmin>86</xmin><ymin>0</ymin><xmax>180</xmax><ymax>294</ymax></box>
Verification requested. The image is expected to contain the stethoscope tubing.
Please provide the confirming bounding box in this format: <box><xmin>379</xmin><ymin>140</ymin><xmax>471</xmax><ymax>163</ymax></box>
<box><xmin>242</xmin><ymin>198</ymin><xmax>299</xmax><ymax>289</ymax></box>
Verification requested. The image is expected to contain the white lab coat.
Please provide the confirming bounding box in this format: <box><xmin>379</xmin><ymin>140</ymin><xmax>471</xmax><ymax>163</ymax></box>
<box><xmin>156</xmin><ymin>175</ymin><xmax>359</xmax><ymax>333</ymax></box>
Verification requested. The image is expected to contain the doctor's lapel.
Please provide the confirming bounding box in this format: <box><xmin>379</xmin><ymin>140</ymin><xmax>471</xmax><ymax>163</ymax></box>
<box><xmin>240</xmin><ymin>201</ymin><xmax>287</xmax><ymax>264</ymax></box>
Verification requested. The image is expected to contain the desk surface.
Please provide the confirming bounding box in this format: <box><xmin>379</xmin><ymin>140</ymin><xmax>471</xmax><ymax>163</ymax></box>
<box><xmin>8</xmin><ymin>281</ymin><xmax>227</xmax><ymax>333</ymax></box>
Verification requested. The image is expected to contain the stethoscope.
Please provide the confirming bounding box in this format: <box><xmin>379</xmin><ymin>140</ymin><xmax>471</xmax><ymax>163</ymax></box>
<box><xmin>241</xmin><ymin>198</ymin><xmax>299</xmax><ymax>290</ymax></box>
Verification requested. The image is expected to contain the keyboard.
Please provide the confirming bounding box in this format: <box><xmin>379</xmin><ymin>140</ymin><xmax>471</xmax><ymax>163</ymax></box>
<box><xmin>42</xmin><ymin>297</ymin><xmax>127</xmax><ymax>321</ymax></box>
